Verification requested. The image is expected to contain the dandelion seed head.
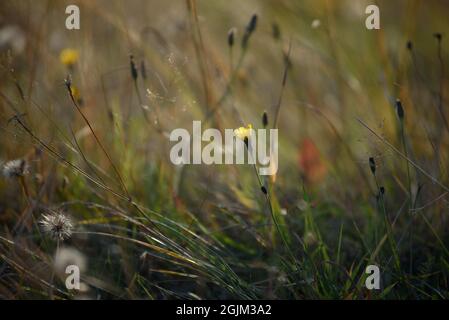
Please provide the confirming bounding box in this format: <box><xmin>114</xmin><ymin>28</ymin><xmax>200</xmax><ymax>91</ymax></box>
<box><xmin>2</xmin><ymin>159</ymin><xmax>29</xmax><ymax>178</ymax></box>
<box><xmin>39</xmin><ymin>212</ymin><xmax>73</xmax><ymax>241</ymax></box>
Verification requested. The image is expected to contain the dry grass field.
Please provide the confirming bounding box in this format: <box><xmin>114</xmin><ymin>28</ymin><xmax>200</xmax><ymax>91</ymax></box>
<box><xmin>1</xmin><ymin>0</ymin><xmax>449</xmax><ymax>299</ymax></box>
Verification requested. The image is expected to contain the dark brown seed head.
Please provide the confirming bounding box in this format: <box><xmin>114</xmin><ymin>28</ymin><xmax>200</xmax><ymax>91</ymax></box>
<box><xmin>242</xmin><ymin>14</ymin><xmax>258</xmax><ymax>48</ymax></box>
<box><xmin>262</xmin><ymin>111</ymin><xmax>268</xmax><ymax>127</ymax></box>
<box><xmin>434</xmin><ymin>33</ymin><xmax>442</xmax><ymax>41</ymax></box>
<box><xmin>227</xmin><ymin>28</ymin><xmax>235</xmax><ymax>47</ymax></box>
<box><xmin>369</xmin><ymin>157</ymin><xmax>376</xmax><ymax>175</ymax></box>
<box><xmin>244</xmin><ymin>136</ymin><xmax>249</xmax><ymax>148</ymax></box>
<box><xmin>395</xmin><ymin>99</ymin><xmax>404</xmax><ymax>120</ymax></box>
<box><xmin>406</xmin><ymin>41</ymin><xmax>413</xmax><ymax>51</ymax></box>
<box><xmin>247</xmin><ymin>14</ymin><xmax>258</xmax><ymax>34</ymax></box>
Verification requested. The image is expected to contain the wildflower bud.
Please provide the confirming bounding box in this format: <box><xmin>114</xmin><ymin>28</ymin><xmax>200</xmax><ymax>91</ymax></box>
<box><xmin>227</xmin><ymin>28</ymin><xmax>235</xmax><ymax>47</ymax></box>
<box><xmin>369</xmin><ymin>157</ymin><xmax>376</xmax><ymax>175</ymax></box>
<box><xmin>406</xmin><ymin>41</ymin><xmax>413</xmax><ymax>51</ymax></box>
<box><xmin>246</xmin><ymin>14</ymin><xmax>258</xmax><ymax>34</ymax></box>
<box><xmin>272</xmin><ymin>22</ymin><xmax>280</xmax><ymax>40</ymax></box>
<box><xmin>64</xmin><ymin>76</ymin><xmax>72</xmax><ymax>91</ymax></box>
<box><xmin>242</xmin><ymin>14</ymin><xmax>258</xmax><ymax>48</ymax></box>
<box><xmin>262</xmin><ymin>111</ymin><xmax>268</xmax><ymax>127</ymax></box>
<box><xmin>261</xmin><ymin>186</ymin><xmax>267</xmax><ymax>194</ymax></box>
<box><xmin>395</xmin><ymin>99</ymin><xmax>404</xmax><ymax>120</ymax></box>
<box><xmin>130</xmin><ymin>55</ymin><xmax>138</xmax><ymax>81</ymax></box>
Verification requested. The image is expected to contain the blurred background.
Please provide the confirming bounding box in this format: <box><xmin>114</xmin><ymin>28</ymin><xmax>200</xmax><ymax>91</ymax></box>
<box><xmin>0</xmin><ymin>0</ymin><xmax>449</xmax><ymax>299</ymax></box>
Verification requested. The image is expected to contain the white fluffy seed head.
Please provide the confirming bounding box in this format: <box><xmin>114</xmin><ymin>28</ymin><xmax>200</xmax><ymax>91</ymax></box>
<box><xmin>2</xmin><ymin>159</ymin><xmax>29</xmax><ymax>178</ymax></box>
<box><xmin>39</xmin><ymin>212</ymin><xmax>73</xmax><ymax>241</ymax></box>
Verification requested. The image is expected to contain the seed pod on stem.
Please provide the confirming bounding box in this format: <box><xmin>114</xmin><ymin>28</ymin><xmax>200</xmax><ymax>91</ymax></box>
<box><xmin>262</xmin><ymin>111</ymin><xmax>268</xmax><ymax>128</ymax></box>
<box><xmin>369</xmin><ymin>157</ymin><xmax>376</xmax><ymax>175</ymax></box>
<box><xmin>395</xmin><ymin>99</ymin><xmax>404</xmax><ymax>121</ymax></box>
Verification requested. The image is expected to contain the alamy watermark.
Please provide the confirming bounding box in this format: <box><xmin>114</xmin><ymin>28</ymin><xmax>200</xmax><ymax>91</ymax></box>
<box><xmin>169</xmin><ymin>121</ymin><xmax>278</xmax><ymax>176</ymax></box>
<box><xmin>365</xmin><ymin>265</ymin><xmax>380</xmax><ymax>290</ymax></box>
<box><xmin>65</xmin><ymin>264</ymin><xmax>80</xmax><ymax>290</ymax></box>
<box><xmin>65</xmin><ymin>5</ymin><xmax>80</xmax><ymax>30</ymax></box>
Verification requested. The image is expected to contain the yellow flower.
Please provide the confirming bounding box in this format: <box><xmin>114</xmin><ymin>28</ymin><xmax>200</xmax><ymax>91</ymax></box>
<box><xmin>59</xmin><ymin>48</ymin><xmax>79</xmax><ymax>67</ymax></box>
<box><xmin>234</xmin><ymin>124</ymin><xmax>253</xmax><ymax>141</ymax></box>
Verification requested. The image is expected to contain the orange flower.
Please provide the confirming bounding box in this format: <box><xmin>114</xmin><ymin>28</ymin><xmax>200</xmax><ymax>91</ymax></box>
<box><xmin>298</xmin><ymin>138</ymin><xmax>327</xmax><ymax>185</ymax></box>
